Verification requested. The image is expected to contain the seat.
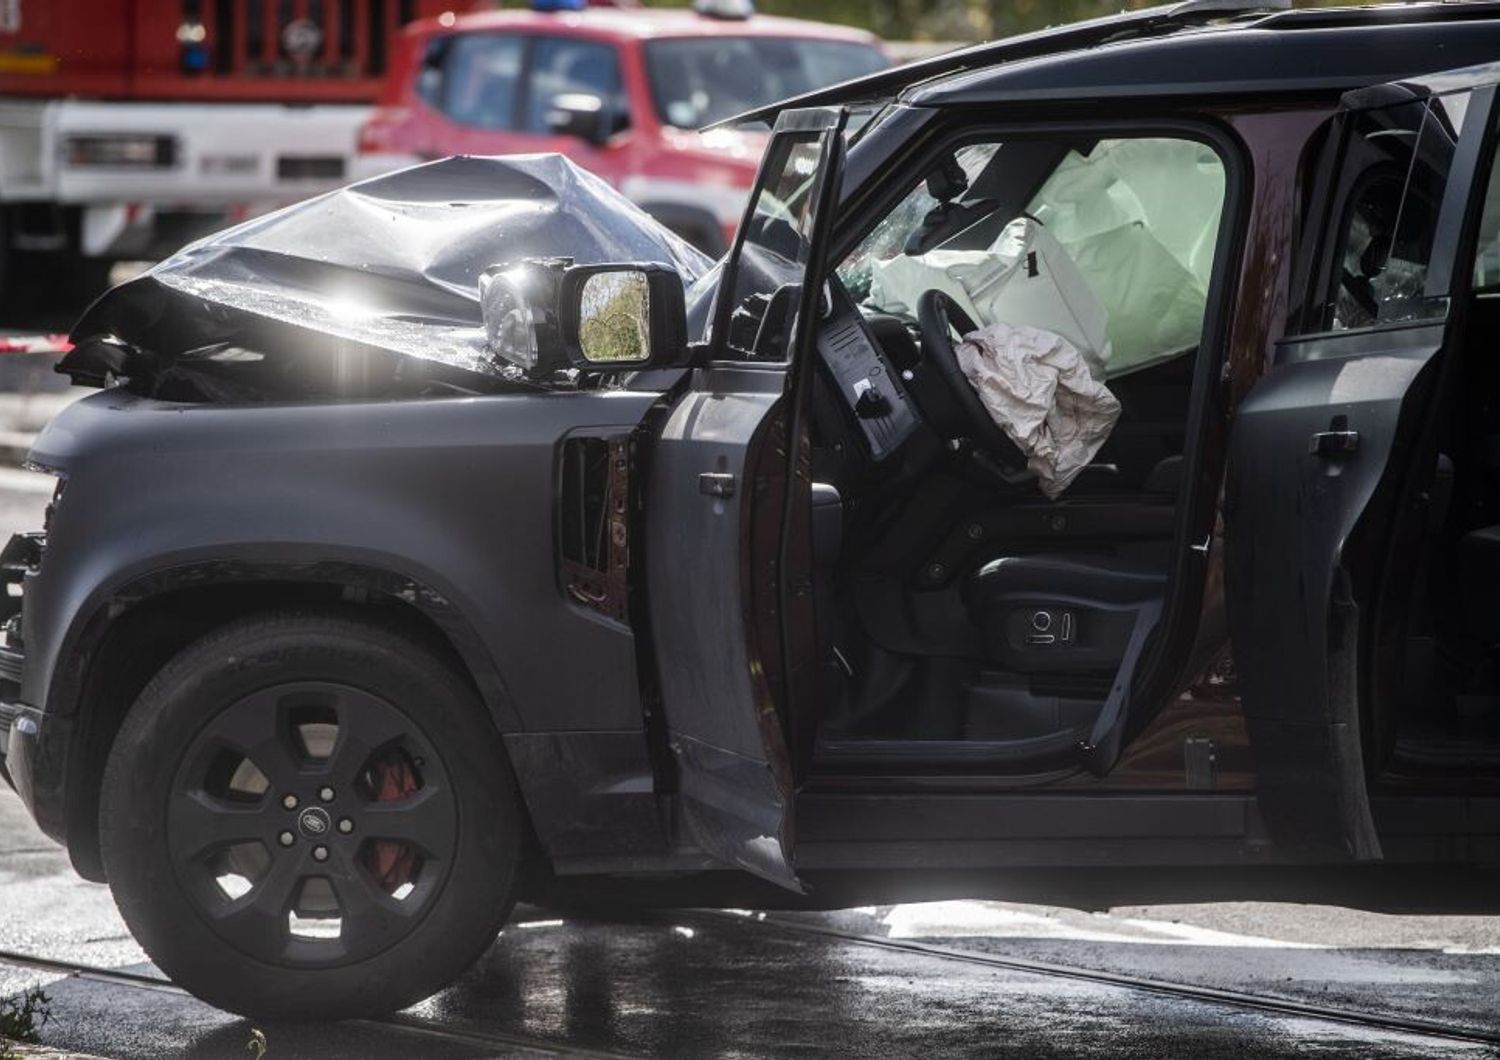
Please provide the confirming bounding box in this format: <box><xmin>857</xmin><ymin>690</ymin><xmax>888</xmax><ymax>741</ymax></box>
<box><xmin>964</xmin><ymin>553</ymin><xmax>1165</xmax><ymax>673</ymax></box>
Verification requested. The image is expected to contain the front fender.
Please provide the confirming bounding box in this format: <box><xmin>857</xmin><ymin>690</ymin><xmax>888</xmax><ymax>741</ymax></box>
<box><xmin>24</xmin><ymin>387</ymin><xmax>661</xmax><ymax>735</ymax></box>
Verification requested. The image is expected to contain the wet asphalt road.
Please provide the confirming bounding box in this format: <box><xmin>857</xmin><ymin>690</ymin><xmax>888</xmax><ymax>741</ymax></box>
<box><xmin>1</xmin><ymin>779</ymin><xmax>1500</xmax><ymax>1058</ymax></box>
<box><xmin>0</xmin><ymin>363</ymin><xmax>1499</xmax><ymax>1057</ymax></box>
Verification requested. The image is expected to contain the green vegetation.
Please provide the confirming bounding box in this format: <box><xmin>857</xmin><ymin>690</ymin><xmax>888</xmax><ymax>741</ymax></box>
<box><xmin>0</xmin><ymin>987</ymin><xmax>51</xmax><ymax>1059</ymax></box>
<box><xmin>579</xmin><ymin>273</ymin><xmax>651</xmax><ymax>363</ymax></box>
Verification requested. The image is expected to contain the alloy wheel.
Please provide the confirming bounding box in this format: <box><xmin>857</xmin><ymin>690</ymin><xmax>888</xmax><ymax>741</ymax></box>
<box><xmin>166</xmin><ymin>682</ymin><xmax>456</xmax><ymax>967</ymax></box>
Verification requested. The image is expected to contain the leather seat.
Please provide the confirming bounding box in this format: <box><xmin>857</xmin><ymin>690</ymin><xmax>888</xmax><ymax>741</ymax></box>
<box><xmin>964</xmin><ymin>553</ymin><xmax>1166</xmax><ymax>673</ymax></box>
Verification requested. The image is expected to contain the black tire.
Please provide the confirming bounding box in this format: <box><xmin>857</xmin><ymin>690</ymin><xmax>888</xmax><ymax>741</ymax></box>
<box><xmin>99</xmin><ymin>609</ymin><xmax>524</xmax><ymax>1020</ymax></box>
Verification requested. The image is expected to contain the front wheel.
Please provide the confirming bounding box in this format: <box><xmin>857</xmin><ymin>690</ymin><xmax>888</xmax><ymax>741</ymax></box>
<box><xmin>100</xmin><ymin>610</ymin><xmax>524</xmax><ymax>1020</ymax></box>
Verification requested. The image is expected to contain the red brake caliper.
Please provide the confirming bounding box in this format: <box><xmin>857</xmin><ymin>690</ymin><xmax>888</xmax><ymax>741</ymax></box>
<box><xmin>364</xmin><ymin>751</ymin><xmax>421</xmax><ymax>893</ymax></box>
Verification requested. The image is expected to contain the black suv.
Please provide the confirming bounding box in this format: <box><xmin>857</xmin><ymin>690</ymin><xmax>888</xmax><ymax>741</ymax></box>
<box><xmin>6</xmin><ymin>0</ymin><xmax>1500</xmax><ymax>1021</ymax></box>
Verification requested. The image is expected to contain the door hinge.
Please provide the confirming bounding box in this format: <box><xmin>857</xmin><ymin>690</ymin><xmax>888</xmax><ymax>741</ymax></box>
<box><xmin>698</xmin><ymin>472</ymin><xmax>736</xmax><ymax>498</ymax></box>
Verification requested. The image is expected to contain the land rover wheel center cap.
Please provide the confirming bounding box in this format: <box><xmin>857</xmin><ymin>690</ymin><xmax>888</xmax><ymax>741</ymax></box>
<box><xmin>297</xmin><ymin>806</ymin><xmax>332</xmax><ymax>839</ymax></box>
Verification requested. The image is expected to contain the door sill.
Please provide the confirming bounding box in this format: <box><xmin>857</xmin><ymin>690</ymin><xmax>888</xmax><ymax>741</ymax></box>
<box><xmin>812</xmin><ymin>728</ymin><xmax>1084</xmax><ymax>773</ymax></box>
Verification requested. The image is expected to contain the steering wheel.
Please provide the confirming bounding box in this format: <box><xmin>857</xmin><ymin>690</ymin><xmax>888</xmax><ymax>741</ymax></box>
<box><xmin>915</xmin><ymin>289</ymin><xmax>1030</xmax><ymax>475</ymax></box>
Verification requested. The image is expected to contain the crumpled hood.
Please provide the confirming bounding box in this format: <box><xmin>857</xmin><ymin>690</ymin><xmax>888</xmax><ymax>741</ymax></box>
<box><xmin>64</xmin><ymin>154</ymin><xmax>714</xmax><ymax>399</ymax></box>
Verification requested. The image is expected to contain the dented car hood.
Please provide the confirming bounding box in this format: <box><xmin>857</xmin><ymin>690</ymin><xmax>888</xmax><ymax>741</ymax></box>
<box><xmin>63</xmin><ymin>154</ymin><xmax>714</xmax><ymax>400</ymax></box>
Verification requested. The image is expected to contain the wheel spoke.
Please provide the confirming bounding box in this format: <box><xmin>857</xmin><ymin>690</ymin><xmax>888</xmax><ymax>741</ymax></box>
<box><xmin>359</xmin><ymin>785</ymin><xmax>456</xmax><ymax>858</ymax></box>
<box><xmin>169</xmin><ymin>790</ymin><xmax>271</xmax><ymax>862</ymax></box>
<box><xmin>328</xmin><ymin>864</ymin><xmax>413</xmax><ymax>950</ymax></box>
<box><xmin>210</xmin><ymin>689</ymin><xmax>304</xmax><ymax>791</ymax></box>
<box><xmin>208</xmin><ymin>853</ymin><xmax>303</xmax><ymax>959</ymax></box>
<box><xmin>326</xmin><ymin>695</ymin><xmax>416</xmax><ymax>790</ymax></box>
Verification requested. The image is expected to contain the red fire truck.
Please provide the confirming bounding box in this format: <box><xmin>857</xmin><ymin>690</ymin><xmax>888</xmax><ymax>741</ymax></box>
<box><xmin>0</xmin><ymin>0</ymin><xmax>470</xmax><ymax>303</ymax></box>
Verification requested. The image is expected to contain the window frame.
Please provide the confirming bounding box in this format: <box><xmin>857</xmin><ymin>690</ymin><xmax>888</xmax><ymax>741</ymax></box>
<box><xmin>781</xmin><ymin>113</ymin><xmax>1251</xmax><ymax>780</ymax></box>
<box><xmin>1294</xmin><ymin>89</ymin><xmax>1480</xmax><ymax>340</ymax></box>
<box><xmin>707</xmin><ymin>109</ymin><xmax>846</xmax><ymax>368</ymax></box>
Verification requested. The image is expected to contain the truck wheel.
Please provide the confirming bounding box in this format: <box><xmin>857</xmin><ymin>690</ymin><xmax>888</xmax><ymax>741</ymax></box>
<box><xmin>99</xmin><ymin>610</ymin><xmax>524</xmax><ymax>1020</ymax></box>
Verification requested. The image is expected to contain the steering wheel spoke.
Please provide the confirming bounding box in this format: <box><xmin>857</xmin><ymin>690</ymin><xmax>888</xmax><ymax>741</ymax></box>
<box><xmin>914</xmin><ymin>288</ymin><xmax>1031</xmax><ymax>478</ymax></box>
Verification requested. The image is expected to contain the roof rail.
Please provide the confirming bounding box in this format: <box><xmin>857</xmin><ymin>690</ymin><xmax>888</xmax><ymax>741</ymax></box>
<box><xmin>1174</xmin><ymin>0</ymin><xmax>1288</xmax><ymax>12</ymax></box>
<box><xmin>707</xmin><ymin>0</ymin><xmax>1290</xmax><ymax>129</ymax></box>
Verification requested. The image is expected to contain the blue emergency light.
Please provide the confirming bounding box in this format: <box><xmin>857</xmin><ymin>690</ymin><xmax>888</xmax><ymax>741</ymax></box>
<box><xmin>532</xmin><ymin>0</ymin><xmax>588</xmax><ymax>10</ymax></box>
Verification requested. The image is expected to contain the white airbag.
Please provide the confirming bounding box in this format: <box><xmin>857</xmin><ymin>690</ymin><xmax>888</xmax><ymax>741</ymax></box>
<box><xmin>956</xmin><ymin>322</ymin><xmax>1121</xmax><ymax>500</ymax></box>
<box><xmin>870</xmin><ymin>217</ymin><xmax>1111</xmax><ymax>375</ymax></box>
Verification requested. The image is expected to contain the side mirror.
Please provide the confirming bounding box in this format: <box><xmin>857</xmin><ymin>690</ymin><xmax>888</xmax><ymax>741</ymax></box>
<box><xmin>560</xmin><ymin>264</ymin><xmax>690</xmax><ymax>370</ymax></box>
<box><xmin>545</xmin><ymin>93</ymin><xmax>610</xmax><ymax>147</ymax></box>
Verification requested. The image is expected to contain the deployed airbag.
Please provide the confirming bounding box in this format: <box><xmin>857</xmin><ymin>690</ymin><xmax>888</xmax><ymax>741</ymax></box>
<box><xmin>956</xmin><ymin>322</ymin><xmax>1121</xmax><ymax>499</ymax></box>
<box><xmin>62</xmin><ymin>154</ymin><xmax>712</xmax><ymax>399</ymax></box>
<box><xmin>870</xmin><ymin>217</ymin><xmax>1111</xmax><ymax>375</ymax></box>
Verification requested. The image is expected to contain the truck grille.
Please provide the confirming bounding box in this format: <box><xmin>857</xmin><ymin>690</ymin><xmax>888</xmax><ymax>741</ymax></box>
<box><xmin>190</xmin><ymin>0</ymin><xmax>419</xmax><ymax>80</ymax></box>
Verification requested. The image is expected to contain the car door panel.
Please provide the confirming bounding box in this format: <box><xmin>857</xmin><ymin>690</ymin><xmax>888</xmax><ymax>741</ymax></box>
<box><xmin>1226</xmin><ymin>325</ymin><xmax>1443</xmax><ymax>857</ymax></box>
<box><xmin>644</xmin><ymin>109</ymin><xmax>846</xmax><ymax>890</ymax></box>
<box><xmin>647</xmin><ymin>375</ymin><xmax>793</xmax><ymax>884</ymax></box>
<box><xmin>1226</xmin><ymin>73</ymin><xmax>1499</xmax><ymax>858</ymax></box>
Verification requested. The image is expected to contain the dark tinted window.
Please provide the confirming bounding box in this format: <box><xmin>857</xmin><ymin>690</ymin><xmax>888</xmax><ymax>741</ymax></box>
<box><xmin>644</xmin><ymin>37</ymin><xmax>885</xmax><ymax>129</ymax></box>
<box><xmin>1325</xmin><ymin>92</ymin><xmax>1469</xmax><ymax>330</ymax></box>
<box><xmin>1472</xmin><ymin>140</ymin><xmax>1500</xmax><ymax>290</ymax></box>
<box><xmin>436</xmin><ymin>33</ymin><xmax>525</xmax><ymax>130</ymax></box>
<box><xmin>523</xmin><ymin>37</ymin><xmax>627</xmax><ymax>135</ymax></box>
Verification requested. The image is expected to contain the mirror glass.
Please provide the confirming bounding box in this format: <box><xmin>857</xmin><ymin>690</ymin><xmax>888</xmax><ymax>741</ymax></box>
<box><xmin>578</xmin><ymin>270</ymin><xmax>651</xmax><ymax>364</ymax></box>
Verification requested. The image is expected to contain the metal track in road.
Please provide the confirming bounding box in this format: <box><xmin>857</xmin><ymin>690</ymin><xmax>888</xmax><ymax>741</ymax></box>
<box><xmin>0</xmin><ymin>947</ymin><xmax>636</xmax><ymax>1059</ymax></box>
<box><xmin>671</xmin><ymin>909</ymin><xmax>1500</xmax><ymax>1049</ymax></box>
<box><xmin>4</xmin><ymin>919</ymin><xmax>1497</xmax><ymax>1053</ymax></box>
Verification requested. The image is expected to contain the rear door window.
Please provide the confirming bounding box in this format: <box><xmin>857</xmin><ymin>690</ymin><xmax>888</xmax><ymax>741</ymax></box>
<box><xmin>434</xmin><ymin>33</ymin><xmax>525</xmax><ymax>130</ymax></box>
<box><xmin>1321</xmin><ymin>91</ymin><xmax>1472</xmax><ymax>330</ymax></box>
<box><xmin>522</xmin><ymin>37</ymin><xmax>627</xmax><ymax>135</ymax></box>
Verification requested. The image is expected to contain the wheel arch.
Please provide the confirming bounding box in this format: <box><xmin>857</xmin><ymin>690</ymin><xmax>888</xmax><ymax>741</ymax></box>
<box><xmin>56</xmin><ymin>558</ymin><xmax>524</xmax><ymax>882</ymax></box>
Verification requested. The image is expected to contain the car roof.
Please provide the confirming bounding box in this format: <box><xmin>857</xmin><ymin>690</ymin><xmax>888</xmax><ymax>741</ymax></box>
<box><xmin>411</xmin><ymin>8</ymin><xmax>881</xmax><ymax>46</ymax></box>
<box><xmin>719</xmin><ymin>0</ymin><xmax>1500</xmax><ymax>126</ymax></box>
<box><xmin>913</xmin><ymin>5</ymin><xmax>1500</xmax><ymax>109</ymax></box>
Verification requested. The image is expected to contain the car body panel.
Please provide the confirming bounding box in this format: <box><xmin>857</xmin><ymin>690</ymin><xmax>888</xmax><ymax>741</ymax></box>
<box><xmin>8</xmin><ymin>4</ymin><xmax>1500</xmax><ymax>899</ymax></box>
<box><xmin>60</xmin><ymin>154</ymin><xmax>712</xmax><ymax>398</ymax></box>
<box><xmin>1224</xmin><ymin>72</ymin><xmax>1500</xmax><ymax>857</ymax></box>
<box><xmin>643</xmin><ymin>109</ymin><xmax>847</xmax><ymax>891</ymax></box>
<box><xmin>721</xmin><ymin>1</ymin><xmax>1500</xmax><ymax>128</ymax></box>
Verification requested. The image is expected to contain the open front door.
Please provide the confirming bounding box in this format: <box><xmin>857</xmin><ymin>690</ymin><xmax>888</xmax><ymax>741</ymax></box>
<box><xmin>1225</xmin><ymin>69</ymin><xmax>1500</xmax><ymax>858</ymax></box>
<box><xmin>645</xmin><ymin>109</ymin><xmax>845</xmax><ymax>890</ymax></box>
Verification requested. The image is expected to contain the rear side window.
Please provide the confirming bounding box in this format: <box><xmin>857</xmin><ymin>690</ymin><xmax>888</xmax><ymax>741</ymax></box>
<box><xmin>435</xmin><ymin>33</ymin><xmax>525</xmax><ymax>130</ymax></box>
<box><xmin>1323</xmin><ymin>91</ymin><xmax>1471</xmax><ymax>330</ymax></box>
<box><xmin>523</xmin><ymin>37</ymin><xmax>627</xmax><ymax>135</ymax></box>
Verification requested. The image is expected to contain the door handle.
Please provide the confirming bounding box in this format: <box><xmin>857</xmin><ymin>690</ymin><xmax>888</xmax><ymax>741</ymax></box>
<box><xmin>699</xmin><ymin>472</ymin><xmax>736</xmax><ymax>498</ymax></box>
<box><xmin>1309</xmin><ymin>429</ymin><xmax>1359</xmax><ymax>456</ymax></box>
